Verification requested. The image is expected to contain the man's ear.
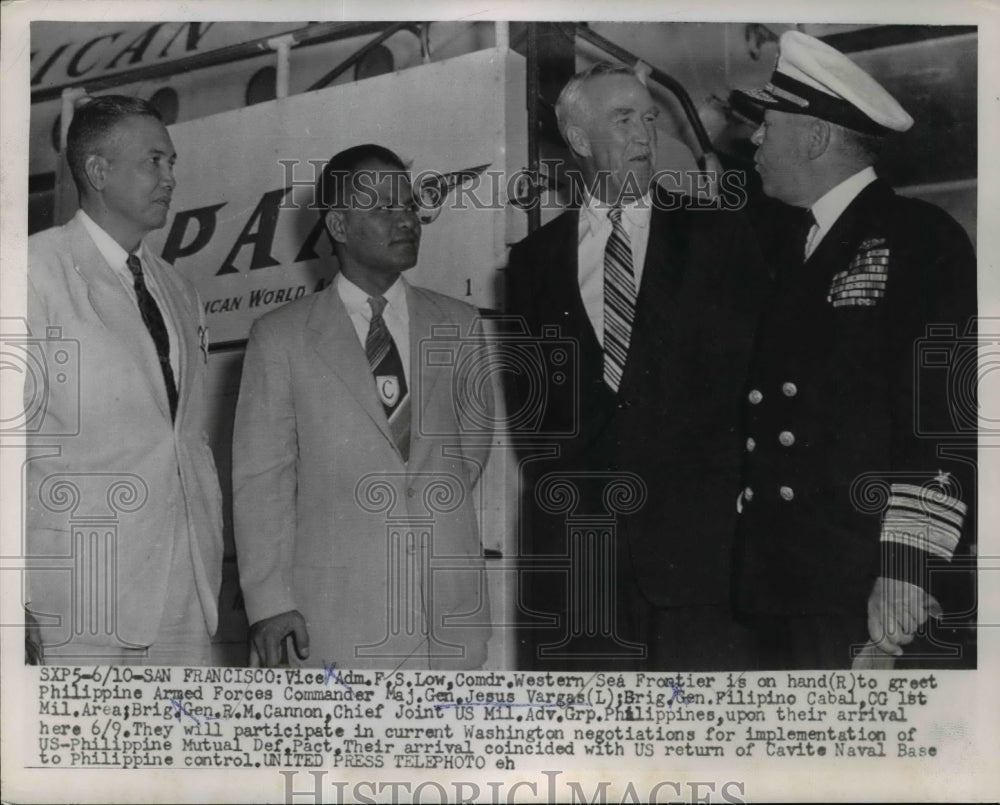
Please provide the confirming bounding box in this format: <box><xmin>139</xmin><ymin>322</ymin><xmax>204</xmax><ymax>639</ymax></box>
<box><xmin>324</xmin><ymin>209</ymin><xmax>347</xmax><ymax>245</ymax></box>
<box><xmin>83</xmin><ymin>154</ymin><xmax>109</xmax><ymax>193</ymax></box>
<box><xmin>564</xmin><ymin>124</ymin><xmax>592</xmax><ymax>158</ymax></box>
<box><xmin>805</xmin><ymin>118</ymin><xmax>832</xmax><ymax>160</ymax></box>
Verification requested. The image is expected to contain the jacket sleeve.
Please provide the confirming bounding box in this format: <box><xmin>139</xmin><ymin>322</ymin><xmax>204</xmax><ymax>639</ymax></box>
<box><xmin>232</xmin><ymin>318</ymin><xmax>300</xmax><ymax>624</ymax></box>
<box><xmin>503</xmin><ymin>238</ymin><xmax>538</xmax><ymax>437</ymax></box>
<box><xmin>880</xmin><ymin>207</ymin><xmax>977</xmax><ymax>598</ymax></box>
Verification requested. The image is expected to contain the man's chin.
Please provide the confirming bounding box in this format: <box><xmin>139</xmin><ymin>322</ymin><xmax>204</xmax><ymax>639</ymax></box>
<box><xmin>616</xmin><ymin>171</ymin><xmax>653</xmax><ymax>203</ymax></box>
<box><xmin>394</xmin><ymin>254</ymin><xmax>419</xmax><ymax>272</ymax></box>
<box><xmin>147</xmin><ymin>209</ymin><xmax>170</xmax><ymax>229</ymax></box>
<box><xmin>392</xmin><ymin>243</ymin><xmax>419</xmax><ymax>266</ymax></box>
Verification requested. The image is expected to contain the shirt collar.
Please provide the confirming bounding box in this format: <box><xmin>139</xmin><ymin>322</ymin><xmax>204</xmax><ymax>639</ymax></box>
<box><xmin>77</xmin><ymin>209</ymin><xmax>149</xmax><ymax>269</ymax></box>
<box><xmin>579</xmin><ymin>191</ymin><xmax>652</xmax><ymax>242</ymax></box>
<box><xmin>810</xmin><ymin>166</ymin><xmax>877</xmax><ymax>234</ymax></box>
<box><xmin>336</xmin><ymin>272</ymin><xmax>407</xmax><ymax>317</ymax></box>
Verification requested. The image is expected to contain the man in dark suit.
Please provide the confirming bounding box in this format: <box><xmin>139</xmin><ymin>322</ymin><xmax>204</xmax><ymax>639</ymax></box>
<box><xmin>506</xmin><ymin>63</ymin><xmax>768</xmax><ymax>670</ymax></box>
<box><xmin>25</xmin><ymin>95</ymin><xmax>223</xmax><ymax>664</ymax></box>
<box><xmin>732</xmin><ymin>32</ymin><xmax>976</xmax><ymax>669</ymax></box>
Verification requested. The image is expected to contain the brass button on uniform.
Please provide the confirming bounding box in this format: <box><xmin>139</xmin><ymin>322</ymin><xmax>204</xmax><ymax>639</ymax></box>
<box><xmin>746</xmin><ymin>437</ymin><xmax>756</xmax><ymax>452</ymax></box>
<box><xmin>782</xmin><ymin>382</ymin><xmax>798</xmax><ymax>397</ymax></box>
<box><xmin>779</xmin><ymin>485</ymin><xmax>795</xmax><ymax>501</ymax></box>
<box><xmin>748</xmin><ymin>389</ymin><xmax>763</xmax><ymax>405</ymax></box>
<box><xmin>778</xmin><ymin>430</ymin><xmax>795</xmax><ymax>447</ymax></box>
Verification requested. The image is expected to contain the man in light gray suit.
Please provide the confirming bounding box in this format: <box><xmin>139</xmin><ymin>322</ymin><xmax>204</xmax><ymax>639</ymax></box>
<box><xmin>25</xmin><ymin>95</ymin><xmax>223</xmax><ymax>664</ymax></box>
<box><xmin>233</xmin><ymin>144</ymin><xmax>491</xmax><ymax>670</ymax></box>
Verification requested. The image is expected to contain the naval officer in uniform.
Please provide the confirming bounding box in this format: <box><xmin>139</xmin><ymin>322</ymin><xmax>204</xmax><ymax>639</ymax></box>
<box><xmin>732</xmin><ymin>32</ymin><xmax>976</xmax><ymax>669</ymax></box>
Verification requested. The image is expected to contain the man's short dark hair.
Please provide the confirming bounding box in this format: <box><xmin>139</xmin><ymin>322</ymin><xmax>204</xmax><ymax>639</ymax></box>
<box><xmin>66</xmin><ymin>95</ymin><xmax>162</xmax><ymax>193</ymax></box>
<box><xmin>314</xmin><ymin>143</ymin><xmax>408</xmax><ymax>211</ymax></box>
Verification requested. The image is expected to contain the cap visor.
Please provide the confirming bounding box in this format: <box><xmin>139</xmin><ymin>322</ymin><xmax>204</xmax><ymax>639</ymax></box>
<box><xmin>729</xmin><ymin>89</ymin><xmax>771</xmax><ymax>124</ymax></box>
<box><xmin>731</xmin><ymin>87</ymin><xmax>817</xmax><ymax>123</ymax></box>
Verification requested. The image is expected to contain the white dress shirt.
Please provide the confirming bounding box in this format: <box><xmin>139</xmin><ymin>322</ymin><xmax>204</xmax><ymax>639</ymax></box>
<box><xmin>577</xmin><ymin>193</ymin><xmax>653</xmax><ymax>343</ymax></box>
<box><xmin>78</xmin><ymin>209</ymin><xmax>180</xmax><ymax>379</ymax></box>
<box><xmin>805</xmin><ymin>166</ymin><xmax>878</xmax><ymax>259</ymax></box>
<box><xmin>336</xmin><ymin>272</ymin><xmax>411</xmax><ymax>384</ymax></box>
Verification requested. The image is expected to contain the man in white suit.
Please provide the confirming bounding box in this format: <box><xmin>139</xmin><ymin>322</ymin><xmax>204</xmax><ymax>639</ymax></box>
<box><xmin>233</xmin><ymin>144</ymin><xmax>492</xmax><ymax>670</ymax></box>
<box><xmin>25</xmin><ymin>95</ymin><xmax>224</xmax><ymax>664</ymax></box>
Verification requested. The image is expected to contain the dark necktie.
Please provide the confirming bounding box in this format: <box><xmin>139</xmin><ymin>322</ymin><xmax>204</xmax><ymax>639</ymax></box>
<box><xmin>126</xmin><ymin>253</ymin><xmax>178</xmax><ymax>420</ymax></box>
<box><xmin>603</xmin><ymin>206</ymin><xmax>637</xmax><ymax>392</ymax></box>
<box><xmin>365</xmin><ymin>296</ymin><xmax>410</xmax><ymax>461</ymax></box>
<box><xmin>792</xmin><ymin>207</ymin><xmax>817</xmax><ymax>265</ymax></box>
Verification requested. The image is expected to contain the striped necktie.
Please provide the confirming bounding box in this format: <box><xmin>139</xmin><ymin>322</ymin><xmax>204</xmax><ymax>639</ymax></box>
<box><xmin>365</xmin><ymin>295</ymin><xmax>410</xmax><ymax>461</ymax></box>
<box><xmin>603</xmin><ymin>206</ymin><xmax>637</xmax><ymax>392</ymax></box>
<box><xmin>126</xmin><ymin>253</ymin><xmax>178</xmax><ymax>420</ymax></box>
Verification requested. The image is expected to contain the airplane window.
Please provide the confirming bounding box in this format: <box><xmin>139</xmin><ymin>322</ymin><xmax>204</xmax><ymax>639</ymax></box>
<box><xmin>149</xmin><ymin>87</ymin><xmax>180</xmax><ymax>125</ymax></box>
<box><xmin>246</xmin><ymin>65</ymin><xmax>277</xmax><ymax>106</ymax></box>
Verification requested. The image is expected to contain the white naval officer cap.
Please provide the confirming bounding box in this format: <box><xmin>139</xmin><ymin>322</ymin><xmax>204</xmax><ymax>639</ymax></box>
<box><xmin>733</xmin><ymin>30</ymin><xmax>914</xmax><ymax>135</ymax></box>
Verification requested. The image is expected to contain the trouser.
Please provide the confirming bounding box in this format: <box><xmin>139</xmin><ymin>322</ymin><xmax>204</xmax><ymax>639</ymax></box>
<box><xmin>744</xmin><ymin>614</ymin><xmax>870</xmax><ymax>670</ymax></box>
<box><xmin>32</xmin><ymin>517</ymin><xmax>211</xmax><ymax>666</ymax></box>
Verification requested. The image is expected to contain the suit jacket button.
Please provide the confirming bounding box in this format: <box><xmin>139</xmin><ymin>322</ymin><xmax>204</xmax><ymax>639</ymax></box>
<box><xmin>748</xmin><ymin>389</ymin><xmax>763</xmax><ymax>405</ymax></box>
<box><xmin>746</xmin><ymin>437</ymin><xmax>756</xmax><ymax>452</ymax></box>
<box><xmin>779</xmin><ymin>485</ymin><xmax>795</xmax><ymax>501</ymax></box>
<box><xmin>782</xmin><ymin>382</ymin><xmax>798</xmax><ymax>397</ymax></box>
<box><xmin>778</xmin><ymin>430</ymin><xmax>795</xmax><ymax>447</ymax></box>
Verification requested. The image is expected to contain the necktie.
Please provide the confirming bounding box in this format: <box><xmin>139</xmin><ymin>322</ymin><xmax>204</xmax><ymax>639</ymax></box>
<box><xmin>793</xmin><ymin>207</ymin><xmax>818</xmax><ymax>264</ymax></box>
<box><xmin>126</xmin><ymin>254</ymin><xmax>178</xmax><ymax>420</ymax></box>
<box><xmin>603</xmin><ymin>206</ymin><xmax>638</xmax><ymax>392</ymax></box>
<box><xmin>366</xmin><ymin>296</ymin><xmax>410</xmax><ymax>461</ymax></box>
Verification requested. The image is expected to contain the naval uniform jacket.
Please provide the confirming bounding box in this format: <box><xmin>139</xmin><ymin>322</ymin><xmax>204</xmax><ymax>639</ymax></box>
<box><xmin>506</xmin><ymin>191</ymin><xmax>768</xmax><ymax>623</ymax></box>
<box><xmin>734</xmin><ymin>179</ymin><xmax>977</xmax><ymax>619</ymax></box>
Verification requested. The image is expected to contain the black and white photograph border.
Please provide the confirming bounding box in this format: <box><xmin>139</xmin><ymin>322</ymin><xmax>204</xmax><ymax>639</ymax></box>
<box><xmin>2</xmin><ymin>0</ymin><xmax>998</xmax><ymax>802</ymax></box>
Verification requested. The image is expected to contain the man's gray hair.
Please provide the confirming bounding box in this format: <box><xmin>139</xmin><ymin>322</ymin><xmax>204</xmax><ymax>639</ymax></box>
<box><xmin>554</xmin><ymin>62</ymin><xmax>639</xmax><ymax>142</ymax></box>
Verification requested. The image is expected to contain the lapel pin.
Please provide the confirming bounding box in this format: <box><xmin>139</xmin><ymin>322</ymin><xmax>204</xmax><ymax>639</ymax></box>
<box><xmin>198</xmin><ymin>325</ymin><xmax>209</xmax><ymax>364</ymax></box>
<box><xmin>377</xmin><ymin>375</ymin><xmax>400</xmax><ymax>407</ymax></box>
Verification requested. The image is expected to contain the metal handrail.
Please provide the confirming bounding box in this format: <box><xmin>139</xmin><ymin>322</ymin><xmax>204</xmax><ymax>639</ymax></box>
<box><xmin>525</xmin><ymin>25</ymin><xmax>542</xmax><ymax>234</ymax></box>
<box><xmin>31</xmin><ymin>21</ymin><xmax>392</xmax><ymax>104</ymax></box>
<box><xmin>306</xmin><ymin>22</ymin><xmax>418</xmax><ymax>91</ymax></box>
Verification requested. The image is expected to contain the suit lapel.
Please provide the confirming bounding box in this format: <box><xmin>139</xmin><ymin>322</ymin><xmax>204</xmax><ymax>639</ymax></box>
<box><xmin>306</xmin><ymin>285</ymin><xmax>397</xmax><ymax>449</ymax></box>
<box><xmin>538</xmin><ymin>211</ymin><xmax>602</xmax><ymax>355</ymax></box>
<box><xmin>636</xmin><ymin>205</ymin><xmax>685</xmax><ymax>328</ymax></box>
<box><xmin>67</xmin><ymin>216</ymin><xmax>172</xmax><ymax>421</ymax></box>
<box><xmin>407</xmin><ymin>282</ymin><xmax>459</xmax><ymax>470</ymax></box>
<box><xmin>619</xmin><ymin>205</ymin><xmax>685</xmax><ymax>394</ymax></box>
<box><xmin>804</xmin><ymin>180</ymin><xmax>890</xmax><ymax>271</ymax></box>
